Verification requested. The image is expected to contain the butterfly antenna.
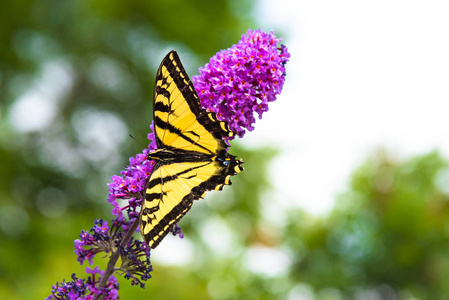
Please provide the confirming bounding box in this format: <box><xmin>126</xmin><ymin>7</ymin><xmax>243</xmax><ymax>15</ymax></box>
<box><xmin>129</xmin><ymin>134</ymin><xmax>147</xmax><ymax>148</ymax></box>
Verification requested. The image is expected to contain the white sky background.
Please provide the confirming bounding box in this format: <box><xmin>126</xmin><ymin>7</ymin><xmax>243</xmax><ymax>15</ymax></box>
<box><xmin>247</xmin><ymin>0</ymin><xmax>449</xmax><ymax>214</ymax></box>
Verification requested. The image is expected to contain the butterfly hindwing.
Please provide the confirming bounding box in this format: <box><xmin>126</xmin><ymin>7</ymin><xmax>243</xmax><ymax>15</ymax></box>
<box><xmin>140</xmin><ymin>51</ymin><xmax>244</xmax><ymax>249</ymax></box>
<box><xmin>140</xmin><ymin>162</ymin><xmax>194</xmax><ymax>249</ymax></box>
<box><xmin>140</xmin><ymin>157</ymin><xmax>242</xmax><ymax>248</ymax></box>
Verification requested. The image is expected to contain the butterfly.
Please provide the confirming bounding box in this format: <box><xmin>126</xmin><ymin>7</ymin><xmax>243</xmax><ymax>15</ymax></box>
<box><xmin>140</xmin><ymin>50</ymin><xmax>244</xmax><ymax>249</ymax></box>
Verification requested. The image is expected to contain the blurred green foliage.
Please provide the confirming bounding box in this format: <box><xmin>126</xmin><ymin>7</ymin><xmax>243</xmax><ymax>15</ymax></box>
<box><xmin>286</xmin><ymin>151</ymin><xmax>449</xmax><ymax>299</ymax></box>
<box><xmin>2</xmin><ymin>1</ymin><xmax>449</xmax><ymax>300</ymax></box>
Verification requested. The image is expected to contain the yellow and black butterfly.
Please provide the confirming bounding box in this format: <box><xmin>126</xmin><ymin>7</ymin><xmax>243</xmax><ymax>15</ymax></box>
<box><xmin>140</xmin><ymin>51</ymin><xmax>244</xmax><ymax>249</ymax></box>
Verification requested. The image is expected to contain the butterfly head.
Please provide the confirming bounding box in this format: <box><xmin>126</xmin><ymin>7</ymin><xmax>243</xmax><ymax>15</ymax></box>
<box><xmin>217</xmin><ymin>154</ymin><xmax>244</xmax><ymax>174</ymax></box>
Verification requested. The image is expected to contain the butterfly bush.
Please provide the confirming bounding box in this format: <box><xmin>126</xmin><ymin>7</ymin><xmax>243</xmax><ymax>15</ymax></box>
<box><xmin>46</xmin><ymin>29</ymin><xmax>289</xmax><ymax>299</ymax></box>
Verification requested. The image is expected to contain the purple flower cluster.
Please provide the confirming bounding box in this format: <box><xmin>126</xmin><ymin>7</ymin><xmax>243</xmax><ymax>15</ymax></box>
<box><xmin>121</xmin><ymin>239</ymin><xmax>153</xmax><ymax>287</ymax></box>
<box><xmin>45</xmin><ymin>267</ymin><xmax>119</xmax><ymax>300</ymax></box>
<box><xmin>192</xmin><ymin>29</ymin><xmax>290</xmax><ymax>138</ymax></box>
<box><xmin>48</xmin><ymin>218</ymin><xmax>153</xmax><ymax>298</ymax></box>
<box><xmin>74</xmin><ymin>219</ymin><xmax>152</xmax><ymax>286</ymax></box>
<box><xmin>74</xmin><ymin>219</ymin><xmax>112</xmax><ymax>265</ymax></box>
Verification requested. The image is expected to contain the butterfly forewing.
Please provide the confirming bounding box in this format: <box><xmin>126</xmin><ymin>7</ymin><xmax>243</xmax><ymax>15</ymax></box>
<box><xmin>153</xmin><ymin>52</ymin><xmax>232</xmax><ymax>155</ymax></box>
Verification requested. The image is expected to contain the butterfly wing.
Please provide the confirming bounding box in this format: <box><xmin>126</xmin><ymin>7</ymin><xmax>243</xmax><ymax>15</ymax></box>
<box><xmin>153</xmin><ymin>50</ymin><xmax>234</xmax><ymax>155</ymax></box>
<box><xmin>140</xmin><ymin>158</ymin><xmax>242</xmax><ymax>249</ymax></box>
<box><xmin>140</xmin><ymin>50</ymin><xmax>243</xmax><ymax>249</ymax></box>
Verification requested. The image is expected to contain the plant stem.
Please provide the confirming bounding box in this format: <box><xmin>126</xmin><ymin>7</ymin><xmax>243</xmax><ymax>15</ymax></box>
<box><xmin>95</xmin><ymin>217</ymin><xmax>140</xmax><ymax>299</ymax></box>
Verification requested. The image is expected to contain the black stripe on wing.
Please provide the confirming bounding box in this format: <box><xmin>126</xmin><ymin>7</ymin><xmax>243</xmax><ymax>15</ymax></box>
<box><xmin>142</xmin><ymin>196</ymin><xmax>193</xmax><ymax>249</ymax></box>
<box><xmin>146</xmin><ymin>161</ymin><xmax>210</xmax><ymax>192</ymax></box>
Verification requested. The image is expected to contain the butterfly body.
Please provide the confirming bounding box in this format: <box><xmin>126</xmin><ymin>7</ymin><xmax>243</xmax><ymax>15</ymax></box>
<box><xmin>140</xmin><ymin>51</ymin><xmax>243</xmax><ymax>249</ymax></box>
<box><xmin>148</xmin><ymin>148</ymin><xmax>239</xmax><ymax>164</ymax></box>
